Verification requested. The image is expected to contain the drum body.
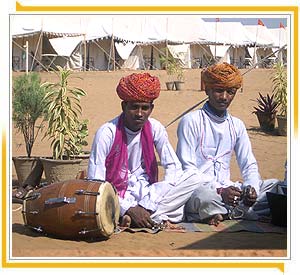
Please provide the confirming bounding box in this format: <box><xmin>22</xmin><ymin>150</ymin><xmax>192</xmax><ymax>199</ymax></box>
<box><xmin>22</xmin><ymin>179</ymin><xmax>120</xmax><ymax>239</ymax></box>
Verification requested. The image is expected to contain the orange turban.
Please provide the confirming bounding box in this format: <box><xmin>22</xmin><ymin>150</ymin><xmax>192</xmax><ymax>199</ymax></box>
<box><xmin>202</xmin><ymin>62</ymin><xmax>243</xmax><ymax>90</ymax></box>
<box><xmin>116</xmin><ymin>73</ymin><xmax>160</xmax><ymax>102</ymax></box>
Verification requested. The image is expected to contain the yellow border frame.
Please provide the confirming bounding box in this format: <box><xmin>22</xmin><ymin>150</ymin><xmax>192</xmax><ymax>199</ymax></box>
<box><xmin>3</xmin><ymin>3</ymin><xmax>297</xmax><ymax>272</ymax></box>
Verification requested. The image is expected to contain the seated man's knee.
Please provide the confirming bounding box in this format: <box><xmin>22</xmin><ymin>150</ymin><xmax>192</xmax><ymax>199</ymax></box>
<box><xmin>186</xmin><ymin>187</ymin><xmax>216</xmax><ymax>210</ymax></box>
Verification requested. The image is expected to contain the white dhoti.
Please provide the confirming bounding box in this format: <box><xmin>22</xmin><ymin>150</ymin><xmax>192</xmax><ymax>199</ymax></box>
<box><xmin>150</xmin><ymin>170</ymin><xmax>211</xmax><ymax>223</ymax></box>
<box><xmin>184</xmin><ymin>178</ymin><xmax>284</xmax><ymax>222</ymax></box>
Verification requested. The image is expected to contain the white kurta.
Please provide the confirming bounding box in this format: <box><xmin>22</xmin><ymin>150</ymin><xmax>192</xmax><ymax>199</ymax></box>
<box><xmin>88</xmin><ymin>116</ymin><xmax>184</xmax><ymax>217</ymax></box>
<box><xmin>176</xmin><ymin>105</ymin><xmax>280</xmax><ymax>220</ymax></box>
<box><xmin>176</xmin><ymin>107</ymin><xmax>262</xmax><ymax>192</ymax></box>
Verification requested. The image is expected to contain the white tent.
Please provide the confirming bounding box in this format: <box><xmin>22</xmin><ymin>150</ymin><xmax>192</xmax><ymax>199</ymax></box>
<box><xmin>269</xmin><ymin>27</ymin><xmax>288</xmax><ymax>64</ymax></box>
<box><xmin>205</xmin><ymin>21</ymin><xmax>254</xmax><ymax>46</ymax></box>
<box><xmin>202</xmin><ymin>22</ymin><xmax>256</xmax><ymax>68</ymax></box>
<box><xmin>83</xmin><ymin>15</ymin><xmax>219</xmax><ymax>70</ymax></box>
<box><xmin>269</xmin><ymin>27</ymin><xmax>287</xmax><ymax>48</ymax></box>
<box><xmin>244</xmin><ymin>25</ymin><xmax>275</xmax><ymax>47</ymax></box>
<box><xmin>244</xmin><ymin>25</ymin><xmax>277</xmax><ymax>67</ymax></box>
<box><xmin>11</xmin><ymin>15</ymin><xmax>85</xmax><ymax>71</ymax></box>
<box><xmin>12</xmin><ymin>14</ymin><xmax>287</xmax><ymax>72</ymax></box>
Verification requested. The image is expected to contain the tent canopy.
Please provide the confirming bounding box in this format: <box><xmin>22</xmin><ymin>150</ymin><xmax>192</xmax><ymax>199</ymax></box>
<box><xmin>244</xmin><ymin>25</ymin><xmax>275</xmax><ymax>47</ymax></box>
<box><xmin>205</xmin><ymin>22</ymin><xmax>255</xmax><ymax>46</ymax></box>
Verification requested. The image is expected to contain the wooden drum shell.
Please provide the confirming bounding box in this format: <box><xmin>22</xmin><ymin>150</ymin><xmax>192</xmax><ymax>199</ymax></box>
<box><xmin>22</xmin><ymin>179</ymin><xmax>120</xmax><ymax>239</ymax></box>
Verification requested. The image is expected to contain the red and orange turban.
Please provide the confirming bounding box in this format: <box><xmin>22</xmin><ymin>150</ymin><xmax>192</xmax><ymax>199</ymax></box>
<box><xmin>116</xmin><ymin>73</ymin><xmax>160</xmax><ymax>102</ymax></box>
<box><xmin>202</xmin><ymin>62</ymin><xmax>243</xmax><ymax>90</ymax></box>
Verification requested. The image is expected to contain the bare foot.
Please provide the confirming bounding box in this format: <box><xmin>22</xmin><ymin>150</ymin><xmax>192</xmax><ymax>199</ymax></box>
<box><xmin>208</xmin><ymin>214</ymin><xmax>224</xmax><ymax>226</ymax></box>
<box><xmin>202</xmin><ymin>213</ymin><xmax>225</xmax><ymax>227</ymax></box>
<box><xmin>163</xmin><ymin>220</ymin><xmax>185</xmax><ymax>230</ymax></box>
<box><xmin>120</xmin><ymin>215</ymin><xmax>131</xmax><ymax>228</ymax></box>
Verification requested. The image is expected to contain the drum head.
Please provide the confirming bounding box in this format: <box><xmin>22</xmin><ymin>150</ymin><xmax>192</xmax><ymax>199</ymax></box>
<box><xmin>95</xmin><ymin>182</ymin><xmax>120</xmax><ymax>237</ymax></box>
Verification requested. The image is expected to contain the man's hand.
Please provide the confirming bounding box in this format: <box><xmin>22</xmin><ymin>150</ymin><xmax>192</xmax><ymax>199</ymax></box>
<box><xmin>242</xmin><ymin>186</ymin><xmax>257</xmax><ymax>206</ymax></box>
<box><xmin>125</xmin><ymin>205</ymin><xmax>154</xmax><ymax>228</ymax></box>
<box><xmin>221</xmin><ymin>186</ymin><xmax>242</xmax><ymax>206</ymax></box>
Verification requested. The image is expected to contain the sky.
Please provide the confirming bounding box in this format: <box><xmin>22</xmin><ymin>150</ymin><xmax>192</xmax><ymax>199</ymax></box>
<box><xmin>202</xmin><ymin>17</ymin><xmax>287</xmax><ymax>29</ymax></box>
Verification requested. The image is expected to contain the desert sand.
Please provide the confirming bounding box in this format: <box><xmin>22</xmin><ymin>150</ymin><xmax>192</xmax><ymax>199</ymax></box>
<box><xmin>10</xmin><ymin>68</ymin><xmax>287</xmax><ymax>258</ymax></box>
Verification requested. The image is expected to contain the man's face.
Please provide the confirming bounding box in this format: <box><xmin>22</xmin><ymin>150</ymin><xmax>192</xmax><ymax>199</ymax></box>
<box><xmin>122</xmin><ymin>101</ymin><xmax>154</xmax><ymax>132</ymax></box>
<box><xmin>206</xmin><ymin>87</ymin><xmax>237</xmax><ymax>116</ymax></box>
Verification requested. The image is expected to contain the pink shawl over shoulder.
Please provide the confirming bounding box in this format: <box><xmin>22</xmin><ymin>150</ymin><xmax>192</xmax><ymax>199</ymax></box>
<box><xmin>105</xmin><ymin>114</ymin><xmax>158</xmax><ymax>198</ymax></box>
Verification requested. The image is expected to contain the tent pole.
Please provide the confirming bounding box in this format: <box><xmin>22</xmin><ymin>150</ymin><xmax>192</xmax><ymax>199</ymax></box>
<box><xmin>278</xmin><ymin>29</ymin><xmax>282</xmax><ymax>63</ymax></box>
<box><xmin>24</xmin><ymin>40</ymin><xmax>28</xmax><ymax>74</ymax></box>
<box><xmin>150</xmin><ymin>45</ymin><xmax>154</xmax><ymax>70</ymax></box>
<box><xmin>166</xmin><ymin>17</ymin><xmax>168</xmax><ymax>69</ymax></box>
<box><xmin>112</xmin><ymin>35</ymin><xmax>115</xmax><ymax>71</ymax></box>
<box><xmin>83</xmin><ymin>35</ymin><xmax>86</xmax><ymax>71</ymax></box>
<box><xmin>253</xmin><ymin>25</ymin><xmax>259</xmax><ymax>67</ymax></box>
<box><xmin>214</xmin><ymin>21</ymin><xmax>217</xmax><ymax>59</ymax></box>
<box><xmin>30</xmin><ymin>31</ymin><xmax>43</xmax><ymax>71</ymax></box>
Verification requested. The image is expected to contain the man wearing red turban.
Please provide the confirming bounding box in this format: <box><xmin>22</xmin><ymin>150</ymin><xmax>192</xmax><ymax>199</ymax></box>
<box><xmin>177</xmin><ymin>63</ymin><xmax>281</xmax><ymax>226</ymax></box>
<box><xmin>88</xmin><ymin>72</ymin><xmax>200</xmax><ymax>229</ymax></box>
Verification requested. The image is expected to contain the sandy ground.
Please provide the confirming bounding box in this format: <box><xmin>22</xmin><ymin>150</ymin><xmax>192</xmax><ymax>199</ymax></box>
<box><xmin>10</xmin><ymin>68</ymin><xmax>287</xmax><ymax>258</ymax></box>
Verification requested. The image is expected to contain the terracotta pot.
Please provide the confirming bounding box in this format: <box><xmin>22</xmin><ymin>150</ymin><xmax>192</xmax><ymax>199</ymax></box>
<box><xmin>12</xmin><ymin>156</ymin><xmax>43</xmax><ymax>187</ymax></box>
<box><xmin>174</xmin><ymin>81</ymin><xmax>184</xmax><ymax>91</ymax></box>
<box><xmin>165</xmin><ymin>81</ymin><xmax>174</xmax><ymax>90</ymax></box>
<box><xmin>255</xmin><ymin>112</ymin><xmax>276</xmax><ymax>132</ymax></box>
<box><xmin>72</xmin><ymin>152</ymin><xmax>90</xmax><ymax>179</ymax></box>
<box><xmin>276</xmin><ymin>115</ymin><xmax>287</xmax><ymax>136</ymax></box>
<box><xmin>40</xmin><ymin>157</ymin><xmax>82</xmax><ymax>184</ymax></box>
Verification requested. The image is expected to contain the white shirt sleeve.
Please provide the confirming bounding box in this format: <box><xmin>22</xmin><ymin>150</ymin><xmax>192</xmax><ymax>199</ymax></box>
<box><xmin>233</xmin><ymin>118</ymin><xmax>262</xmax><ymax>194</ymax></box>
<box><xmin>176</xmin><ymin>113</ymin><xmax>200</xmax><ymax>172</ymax></box>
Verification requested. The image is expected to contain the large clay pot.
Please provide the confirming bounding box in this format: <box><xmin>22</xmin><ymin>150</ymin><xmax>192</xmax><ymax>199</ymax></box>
<box><xmin>174</xmin><ymin>81</ymin><xmax>184</xmax><ymax>91</ymax></box>
<box><xmin>40</xmin><ymin>158</ymin><xmax>82</xmax><ymax>184</ymax></box>
<box><xmin>72</xmin><ymin>152</ymin><xmax>90</xmax><ymax>179</ymax></box>
<box><xmin>165</xmin><ymin>81</ymin><xmax>175</xmax><ymax>90</ymax></box>
<box><xmin>12</xmin><ymin>156</ymin><xmax>43</xmax><ymax>187</ymax></box>
<box><xmin>255</xmin><ymin>112</ymin><xmax>276</xmax><ymax>132</ymax></box>
<box><xmin>276</xmin><ymin>115</ymin><xmax>287</xmax><ymax>136</ymax></box>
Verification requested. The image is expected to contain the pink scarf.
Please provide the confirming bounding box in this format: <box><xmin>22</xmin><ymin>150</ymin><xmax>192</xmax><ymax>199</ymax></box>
<box><xmin>105</xmin><ymin>114</ymin><xmax>158</xmax><ymax>198</ymax></box>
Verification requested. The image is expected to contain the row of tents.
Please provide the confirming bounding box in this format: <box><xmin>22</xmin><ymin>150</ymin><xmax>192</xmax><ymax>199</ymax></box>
<box><xmin>11</xmin><ymin>14</ymin><xmax>288</xmax><ymax>72</ymax></box>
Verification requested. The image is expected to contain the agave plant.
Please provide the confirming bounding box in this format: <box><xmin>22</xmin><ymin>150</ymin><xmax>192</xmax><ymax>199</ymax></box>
<box><xmin>253</xmin><ymin>92</ymin><xmax>279</xmax><ymax>116</ymax></box>
<box><xmin>42</xmin><ymin>66</ymin><xmax>87</xmax><ymax>160</ymax></box>
<box><xmin>253</xmin><ymin>92</ymin><xmax>279</xmax><ymax>132</ymax></box>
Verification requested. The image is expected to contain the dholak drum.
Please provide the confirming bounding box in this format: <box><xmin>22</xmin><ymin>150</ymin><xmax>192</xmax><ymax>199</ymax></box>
<box><xmin>22</xmin><ymin>179</ymin><xmax>120</xmax><ymax>239</ymax></box>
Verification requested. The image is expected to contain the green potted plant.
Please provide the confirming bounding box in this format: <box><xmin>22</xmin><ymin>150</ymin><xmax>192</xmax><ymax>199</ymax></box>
<box><xmin>173</xmin><ymin>63</ymin><xmax>185</xmax><ymax>91</ymax></box>
<box><xmin>12</xmin><ymin>72</ymin><xmax>46</xmax><ymax>197</ymax></box>
<box><xmin>252</xmin><ymin>92</ymin><xmax>279</xmax><ymax>132</ymax></box>
<box><xmin>272</xmin><ymin>62</ymin><xmax>287</xmax><ymax>136</ymax></box>
<box><xmin>159</xmin><ymin>51</ymin><xmax>176</xmax><ymax>90</ymax></box>
<box><xmin>159</xmin><ymin>48</ymin><xmax>185</xmax><ymax>91</ymax></box>
<box><xmin>71</xmin><ymin>118</ymin><xmax>90</xmax><ymax>178</ymax></box>
<box><xmin>40</xmin><ymin>66</ymin><xmax>88</xmax><ymax>183</ymax></box>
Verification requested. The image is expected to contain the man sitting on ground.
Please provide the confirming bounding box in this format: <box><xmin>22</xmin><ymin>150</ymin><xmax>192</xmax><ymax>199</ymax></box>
<box><xmin>87</xmin><ymin>72</ymin><xmax>202</xmax><ymax>229</ymax></box>
<box><xmin>176</xmin><ymin>63</ymin><xmax>281</xmax><ymax>226</ymax></box>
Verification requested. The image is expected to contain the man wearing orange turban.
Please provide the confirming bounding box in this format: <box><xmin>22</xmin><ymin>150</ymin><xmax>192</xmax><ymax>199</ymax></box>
<box><xmin>88</xmin><ymin>72</ymin><xmax>201</xmax><ymax>229</ymax></box>
<box><xmin>176</xmin><ymin>63</ymin><xmax>281</xmax><ymax>226</ymax></box>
